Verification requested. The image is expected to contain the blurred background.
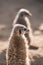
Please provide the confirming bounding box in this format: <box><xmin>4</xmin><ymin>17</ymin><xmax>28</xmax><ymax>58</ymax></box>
<box><xmin>0</xmin><ymin>0</ymin><xmax>43</xmax><ymax>65</ymax></box>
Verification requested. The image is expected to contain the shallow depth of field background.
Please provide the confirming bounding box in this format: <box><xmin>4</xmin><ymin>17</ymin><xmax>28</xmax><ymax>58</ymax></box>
<box><xmin>0</xmin><ymin>0</ymin><xmax>43</xmax><ymax>65</ymax></box>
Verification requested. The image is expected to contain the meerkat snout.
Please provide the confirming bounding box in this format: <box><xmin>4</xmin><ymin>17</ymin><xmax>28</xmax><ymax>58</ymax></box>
<box><xmin>19</xmin><ymin>28</ymin><xmax>29</xmax><ymax>35</ymax></box>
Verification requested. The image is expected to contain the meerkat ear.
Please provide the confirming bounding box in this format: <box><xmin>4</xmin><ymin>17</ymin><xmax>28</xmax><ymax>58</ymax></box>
<box><xmin>19</xmin><ymin>29</ymin><xmax>21</xmax><ymax>34</ymax></box>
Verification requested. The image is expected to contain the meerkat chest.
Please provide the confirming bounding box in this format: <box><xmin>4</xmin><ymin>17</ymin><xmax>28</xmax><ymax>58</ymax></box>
<box><xmin>22</xmin><ymin>35</ymin><xmax>28</xmax><ymax>44</ymax></box>
<box><xmin>21</xmin><ymin>34</ymin><xmax>29</xmax><ymax>50</ymax></box>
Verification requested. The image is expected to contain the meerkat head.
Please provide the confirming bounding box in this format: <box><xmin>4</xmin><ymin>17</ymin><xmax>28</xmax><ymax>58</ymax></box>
<box><xmin>18</xmin><ymin>8</ymin><xmax>32</xmax><ymax>17</ymax></box>
<box><xmin>13</xmin><ymin>8</ymin><xmax>32</xmax><ymax>26</ymax></box>
<box><xmin>13</xmin><ymin>24</ymin><xmax>29</xmax><ymax>36</ymax></box>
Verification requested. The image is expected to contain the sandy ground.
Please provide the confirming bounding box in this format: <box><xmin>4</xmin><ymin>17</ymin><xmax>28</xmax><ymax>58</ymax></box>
<box><xmin>0</xmin><ymin>0</ymin><xmax>43</xmax><ymax>65</ymax></box>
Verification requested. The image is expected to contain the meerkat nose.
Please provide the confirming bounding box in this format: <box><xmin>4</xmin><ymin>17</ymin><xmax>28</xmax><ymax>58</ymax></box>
<box><xmin>27</xmin><ymin>29</ymin><xmax>29</xmax><ymax>32</ymax></box>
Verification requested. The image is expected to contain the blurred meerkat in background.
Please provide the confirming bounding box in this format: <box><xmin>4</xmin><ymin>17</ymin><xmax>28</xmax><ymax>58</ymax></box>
<box><xmin>13</xmin><ymin>8</ymin><xmax>33</xmax><ymax>46</ymax></box>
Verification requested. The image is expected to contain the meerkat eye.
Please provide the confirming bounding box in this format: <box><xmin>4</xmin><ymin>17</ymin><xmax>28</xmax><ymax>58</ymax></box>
<box><xmin>24</xmin><ymin>28</ymin><xmax>27</xmax><ymax>31</ymax></box>
<box><xmin>19</xmin><ymin>29</ymin><xmax>21</xmax><ymax>34</ymax></box>
<box><xmin>24</xmin><ymin>28</ymin><xmax>29</xmax><ymax>32</ymax></box>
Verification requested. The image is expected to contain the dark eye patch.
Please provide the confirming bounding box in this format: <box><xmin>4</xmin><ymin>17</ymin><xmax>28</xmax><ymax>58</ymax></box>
<box><xmin>24</xmin><ymin>28</ymin><xmax>29</xmax><ymax>32</ymax></box>
<box><xmin>24</xmin><ymin>28</ymin><xmax>27</xmax><ymax>31</ymax></box>
<box><xmin>19</xmin><ymin>29</ymin><xmax>21</xmax><ymax>34</ymax></box>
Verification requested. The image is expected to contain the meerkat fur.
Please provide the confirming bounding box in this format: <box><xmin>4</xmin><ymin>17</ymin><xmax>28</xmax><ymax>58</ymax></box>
<box><xmin>6</xmin><ymin>24</ymin><xmax>30</xmax><ymax>65</ymax></box>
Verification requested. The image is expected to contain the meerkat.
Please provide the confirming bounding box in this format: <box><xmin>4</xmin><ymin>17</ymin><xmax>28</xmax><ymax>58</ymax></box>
<box><xmin>6</xmin><ymin>24</ymin><xmax>30</xmax><ymax>65</ymax></box>
<box><xmin>13</xmin><ymin>8</ymin><xmax>33</xmax><ymax>45</ymax></box>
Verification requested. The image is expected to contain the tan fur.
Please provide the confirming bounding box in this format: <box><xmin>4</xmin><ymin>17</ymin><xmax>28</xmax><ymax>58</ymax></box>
<box><xmin>6</xmin><ymin>24</ymin><xmax>30</xmax><ymax>65</ymax></box>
